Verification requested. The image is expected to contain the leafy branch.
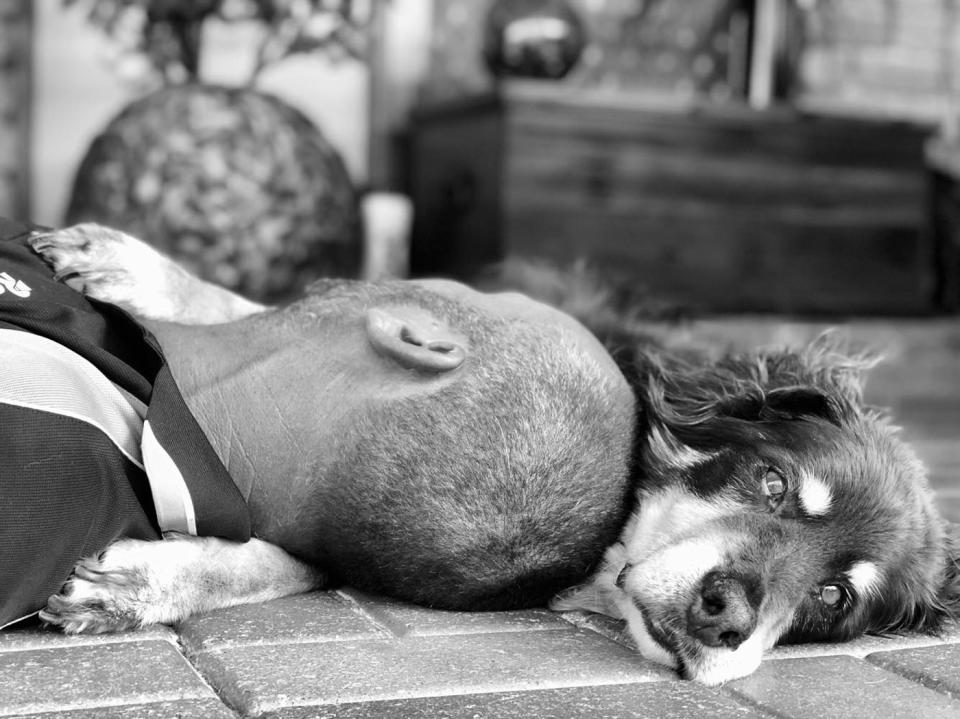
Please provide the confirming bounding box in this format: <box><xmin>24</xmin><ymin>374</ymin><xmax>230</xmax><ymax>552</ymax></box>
<box><xmin>63</xmin><ymin>0</ymin><xmax>380</xmax><ymax>85</ymax></box>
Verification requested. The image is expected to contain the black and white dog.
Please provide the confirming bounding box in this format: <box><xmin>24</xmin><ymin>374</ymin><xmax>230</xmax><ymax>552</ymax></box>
<box><xmin>551</xmin><ymin>332</ymin><xmax>959</xmax><ymax>683</ymax></box>
<box><xmin>28</xmin><ymin>224</ymin><xmax>960</xmax><ymax>685</ymax></box>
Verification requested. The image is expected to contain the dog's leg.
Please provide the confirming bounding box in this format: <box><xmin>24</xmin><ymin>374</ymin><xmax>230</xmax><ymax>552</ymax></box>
<box><xmin>29</xmin><ymin>223</ymin><xmax>266</xmax><ymax>324</ymax></box>
<box><xmin>39</xmin><ymin>535</ymin><xmax>326</xmax><ymax>633</ymax></box>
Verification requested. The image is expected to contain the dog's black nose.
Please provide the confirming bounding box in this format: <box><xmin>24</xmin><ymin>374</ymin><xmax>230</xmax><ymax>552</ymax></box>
<box><xmin>686</xmin><ymin>570</ymin><xmax>761</xmax><ymax>650</ymax></box>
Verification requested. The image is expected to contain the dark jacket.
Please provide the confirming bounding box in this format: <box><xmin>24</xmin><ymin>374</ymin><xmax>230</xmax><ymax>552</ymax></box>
<box><xmin>0</xmin><ymin>218</ymin><xmax>249</xmax><ymax>628</ymax></box>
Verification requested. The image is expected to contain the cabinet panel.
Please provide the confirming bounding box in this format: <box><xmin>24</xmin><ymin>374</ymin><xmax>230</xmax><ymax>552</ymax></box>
<box><xmin>410</xmin><ymin>86</ymin><xmax>933</xmax><ymax>313</ymax></box>
<box><xmin>506</xmin><ymin>203</ymin><xmax>925</xmax><ymax>313</ymax></box>
<box><xmin>410</xmin><ymin>110</ymin><xmax>505</xmax><ymax>276</ymax></box>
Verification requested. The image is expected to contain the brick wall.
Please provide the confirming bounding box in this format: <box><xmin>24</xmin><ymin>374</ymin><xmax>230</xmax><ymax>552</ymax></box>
<box><xmin>0</xmin><ymin>0</ymin><xmax>30</xmax><ymax>219</ymax></box>
<box><xmin>800</xmin><ymin>0</ymin><xmax>958</xmax><ymax>122</ymax></box>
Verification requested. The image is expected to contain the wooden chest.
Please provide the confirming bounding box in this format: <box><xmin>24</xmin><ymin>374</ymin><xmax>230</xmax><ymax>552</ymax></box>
<box><xmin>409</xmin><ymin>83</ymin><xmax>934</xmax><ymax>314</ymax></box>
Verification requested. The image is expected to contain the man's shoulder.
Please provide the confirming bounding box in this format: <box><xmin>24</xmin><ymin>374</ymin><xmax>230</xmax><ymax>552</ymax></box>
<box><xmin>0</xmin><ymin>218</ymin><xmax>79</xmax><ymax>307</ymax></box>
<box><xmin>0</xmin><ymin>218</ymin><xmax>159</xmax><ymax>402</ymax></box>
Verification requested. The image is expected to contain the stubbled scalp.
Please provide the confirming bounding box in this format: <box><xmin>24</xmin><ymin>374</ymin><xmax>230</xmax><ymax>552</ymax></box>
<box><xmin>278</xmin><ymin>281</ymin><xmax>637</xmax><ymax>610</ymax></box>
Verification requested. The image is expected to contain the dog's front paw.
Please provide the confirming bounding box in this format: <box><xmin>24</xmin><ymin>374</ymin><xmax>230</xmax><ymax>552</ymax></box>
<box><xmin>30</xmin><ymin>223</ymin><xmax>143</xmax><ymax>304</ymax></box>
<box><xmin>29</xmin><ymin>223</ymin><xmax>185</xmax><ymax>320</ymax></box>
<box><xmin>40</xmin><ymin>541</ymin><xmax>153</xmax><ymax>634</ymax></box>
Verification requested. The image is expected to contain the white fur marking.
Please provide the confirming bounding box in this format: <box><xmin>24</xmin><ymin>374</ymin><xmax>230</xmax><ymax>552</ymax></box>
<box><xmin>624</xmin><ymin>486</ymin><xmax>738</xmax><ymax>560</ymax></box>
<box><xmin>847</xmin><ymin>561</ymin><xmax>882</xmax><ymax>599</ymax></box>
<box><xmin>798</xmin><ymin>472</ymin><xmax>832</xmax><ymax>516</ymax></box>
<box><xmin>627</xmin><ymin>537</ymin><xmax>726</xmax><ymax>599</ymax></box>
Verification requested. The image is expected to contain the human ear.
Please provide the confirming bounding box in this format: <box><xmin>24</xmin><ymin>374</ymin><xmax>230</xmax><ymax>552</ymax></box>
<box><xmin>365</xmin><ymin>307</ymin><xmax>466</xmax><ymax>372</ymax></box>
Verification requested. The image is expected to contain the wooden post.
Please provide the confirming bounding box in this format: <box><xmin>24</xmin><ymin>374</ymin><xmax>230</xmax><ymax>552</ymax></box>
<box><xmin>748</xmin><ymin>0</ymin><xmax>781</xmax><ymax>109</ymax></box>
<box><xmin>367</xmin><ymin>0</ymin><xmax>435</xmax><ymax>191</ymax></box>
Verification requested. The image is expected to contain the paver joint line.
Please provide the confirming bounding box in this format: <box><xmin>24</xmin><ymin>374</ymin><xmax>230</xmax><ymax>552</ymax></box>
<box><xmin>251</xmin><ymin>678</ymin><xmax>683</xmax><ymax>717</ymax></box>
<box><xmin>0</xmin><ymin>695</ymin><xmax>200</xmax><ymax>718</ymax></box>
<box><xmin>335</xmin><ymin>589</ymin><xmax>411</xmax><ymax>639</ymax></box>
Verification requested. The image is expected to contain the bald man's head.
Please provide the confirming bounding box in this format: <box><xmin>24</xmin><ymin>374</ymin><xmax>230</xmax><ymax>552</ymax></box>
<box><xmin>267</xmin><ymin>279</ymin><xmax>636</xmax><ymax>608</ymax></box>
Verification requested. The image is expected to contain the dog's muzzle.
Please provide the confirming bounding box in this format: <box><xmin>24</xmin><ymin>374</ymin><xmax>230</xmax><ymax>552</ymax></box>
<box><xmin>686</xmin><ymin>570</ymin><xmax>761</xmax><ymax>650</ymax></box>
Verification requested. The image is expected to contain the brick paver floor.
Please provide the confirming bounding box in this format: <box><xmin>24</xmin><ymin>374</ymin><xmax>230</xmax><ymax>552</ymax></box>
<box><xmin>1</xmin><ymin>594</ymin><xmax>958</xmax><ymax>718</ymax></box>
<box><xmin>1</xmin><ymin>318</ymin><xmax>957</xmax><ymax>718</ymax></box>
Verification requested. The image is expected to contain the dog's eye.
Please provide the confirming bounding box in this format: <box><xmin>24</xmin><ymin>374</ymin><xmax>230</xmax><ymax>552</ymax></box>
<box><xmin>818</xmin><ymin>584</ymin><xmax>846</xmax><ymax>608</ymax></box>
<box><xmin>762</xmin><ymin>469</ymin><xmax>787</xmax><ymax>506</ymax></box>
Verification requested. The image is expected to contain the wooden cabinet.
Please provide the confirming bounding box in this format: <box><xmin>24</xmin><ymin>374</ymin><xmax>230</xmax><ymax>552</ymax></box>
<box><xmin>409</xmin><ymin>83</ymin><xmax>934</xmax><ymax>314</ymax></box>
<box><xmin>926</xmin><ymin>138</ymin><xmax>960</xmax><ymax>312</ymax></box>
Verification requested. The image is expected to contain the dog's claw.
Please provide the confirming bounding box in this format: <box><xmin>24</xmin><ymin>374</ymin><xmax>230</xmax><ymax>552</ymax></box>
<box><xmin>52</xmin><ymin>269</ymin><xmax>80</xmax><ymax>283</ymax></box>
<box><xmin>27</xmin><ymin>233</ymin><xmax>53</xmax><ymax>251</ymax></box>
<box><xmin>73</xmin><ymin>564</ymin><xmax>104</xmax><ymax>582</ymax></box>
<box><xmin>43</xmin><ymin>593</ymin><xmax>67</xmax><ymax>613</ymax></box>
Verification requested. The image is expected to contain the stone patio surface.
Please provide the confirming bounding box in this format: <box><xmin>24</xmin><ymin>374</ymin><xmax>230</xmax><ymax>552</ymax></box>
<box><xmin>1</xmin><ymin>592</ymin><xmax>959</xmax><ymax>718</ymax></box>
<box><xmin>1</xmin><ymin>317</ymin><xmax>958</xmax><ymax>718</ymax></box>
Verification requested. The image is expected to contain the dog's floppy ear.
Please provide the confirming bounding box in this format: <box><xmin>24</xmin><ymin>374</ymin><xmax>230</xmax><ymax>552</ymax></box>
<box><xmin>795</xmin><ymin>331</ymin><xmax>880</xmax><ymax>405</ymax></box>
<box><xmin>765</xmin><ymin>387</ymin><xmax>842</xmax><ymax>420</ymax></box>
<box><xmin>719</xmin><ymin>386</ymin><xmax>853</xmax><ymax>427</ymax></box>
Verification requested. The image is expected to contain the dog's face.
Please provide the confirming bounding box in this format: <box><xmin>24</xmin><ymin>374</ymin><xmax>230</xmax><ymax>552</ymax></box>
<box><xmin>553</xmin><ymin>353</ymin><xmax>959</xmax><ymax>685</ymax></box>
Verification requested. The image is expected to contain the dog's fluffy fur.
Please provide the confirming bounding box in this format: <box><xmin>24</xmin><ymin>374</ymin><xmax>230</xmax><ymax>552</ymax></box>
<box><xmin>515</xmin><ymin>264</ymin><xmax>960</xmax><ymax>684</ymax></box>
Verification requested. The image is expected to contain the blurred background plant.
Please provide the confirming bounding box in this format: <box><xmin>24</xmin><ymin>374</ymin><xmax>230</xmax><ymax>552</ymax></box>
<box><xmin>62</xmin><ymin>0</ymin><xmax>379</xmax><ymax>301</ymax></box>
<box><xmin>63</xmin><ymin>0</ymin><xmax>377</xmax><ymax>85</ymax></box>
